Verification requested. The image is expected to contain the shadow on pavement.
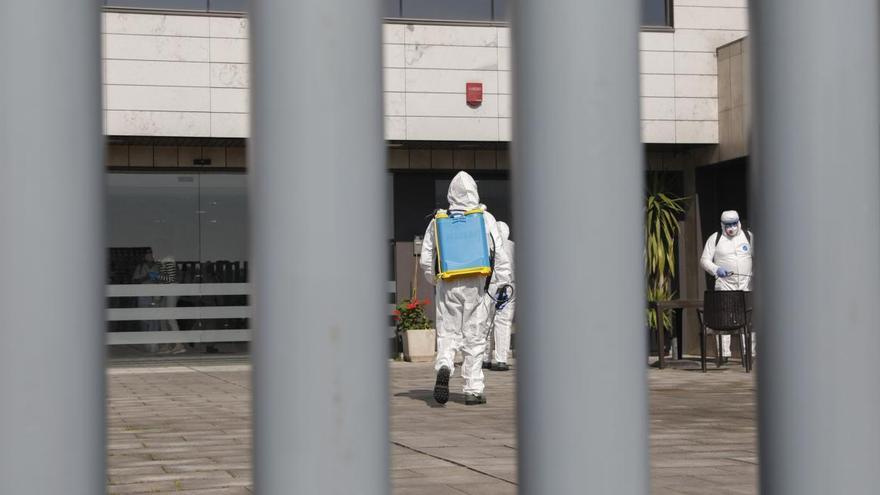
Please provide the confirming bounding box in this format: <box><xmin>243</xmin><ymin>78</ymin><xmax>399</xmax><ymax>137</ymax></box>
<box><xmin>395</xmin><ymin>389</ymin><xmax>468</xmax><ymax>408</ymax></box>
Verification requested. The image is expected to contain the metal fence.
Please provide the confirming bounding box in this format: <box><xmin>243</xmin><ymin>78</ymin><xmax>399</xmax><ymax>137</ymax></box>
<box><xmin>750</xmin><ymin>1</ymin><xmax>880</xmax><ymax>493</ymax></box>
<box><xmin>105</xmin><ymin>283</ymin><xmax>252</xmax><ymax>345</ymax></box>
<box><xmin>2</xmin><ymin>0</ymin><xmax>880</xmax><ymax>494</ymax></box>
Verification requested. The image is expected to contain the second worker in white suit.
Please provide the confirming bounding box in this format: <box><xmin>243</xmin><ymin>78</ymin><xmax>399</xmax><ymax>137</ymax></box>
<box><xmin>700</xmin><ymin>210</ymin><xmax>755</xmax><ymax>361</ymax></box>
<box><xmin>482</xmin><ymin>221</ymin><xmax>515</xmax><ymax>371</ymax></box>
<box><xmin>420</xmin><ymin>171</ymin><xmax>511</xmax><ymax>406</ymax></box>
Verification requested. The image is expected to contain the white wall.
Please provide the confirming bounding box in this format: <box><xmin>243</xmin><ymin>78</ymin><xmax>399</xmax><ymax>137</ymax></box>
<box><xmin>639</xmin><ymin>0</ymin><xmax>749</xmax><ymax>143</ymax></box>
<box><xmin>103</xmin><ymin>13</ymin><xmax>249</xmax><ymax>138</ymax></box>
<box><xmin>103</xmin><ymin>3</ymin><xmax>750</xmax><ymax>144</ymax></box>
<box><xmin>383</xmin><ymin>23</ymin><xmax>509</xmax><ymax>141</ymax></box>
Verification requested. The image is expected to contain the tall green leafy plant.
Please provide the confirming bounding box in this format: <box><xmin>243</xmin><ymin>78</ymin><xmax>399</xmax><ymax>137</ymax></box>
<box><xmin>645</xmin><ymin>183</ymin><xmax>688</xmax><ymax>335</ymax></box>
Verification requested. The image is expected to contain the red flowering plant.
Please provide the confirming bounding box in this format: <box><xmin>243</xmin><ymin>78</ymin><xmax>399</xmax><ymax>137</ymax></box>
<box><xmin>393</xmin><ymin>298</ymin><xmax>433</xmax><ymax>333</ymax></box>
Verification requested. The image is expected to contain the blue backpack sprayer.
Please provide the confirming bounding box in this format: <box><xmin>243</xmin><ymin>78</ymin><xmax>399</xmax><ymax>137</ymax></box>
<box><xmin>433</xmin><ymin>208</ymin><xmax>515</xmax><ymax>341</ymax></box>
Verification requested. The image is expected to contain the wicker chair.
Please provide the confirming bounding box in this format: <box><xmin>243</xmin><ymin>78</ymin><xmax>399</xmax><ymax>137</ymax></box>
<box><xmin>696</xmin><ymin>290</ymin><xmax>753</xmax><ymax>372</ymax></box>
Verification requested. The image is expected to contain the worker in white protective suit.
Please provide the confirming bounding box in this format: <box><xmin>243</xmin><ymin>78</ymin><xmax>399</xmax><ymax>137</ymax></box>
<box><xmin>482</xmin><ymin>221</ymin><xmax>515</xmax><ymax>371</ymax></box>
<box><xmin>700</xmin><ymin>210</ymin><xmax>755</xmax><ymax>361</ymax></box>
<box><xmin>420</xmin><ymin>171</ymin><xmax>512</xmax><ymax>406</ymax></box>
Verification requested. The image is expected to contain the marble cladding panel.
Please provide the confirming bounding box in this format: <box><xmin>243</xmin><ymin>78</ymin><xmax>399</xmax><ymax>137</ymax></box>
<box><xmin>102</xmin><ymin>10</ymin><xmax>748</xmax><ymax>143</ymax></box>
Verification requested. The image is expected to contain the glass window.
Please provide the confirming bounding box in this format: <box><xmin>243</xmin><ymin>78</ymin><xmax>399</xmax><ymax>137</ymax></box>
<box><xmin>107</xmin><ymin>173</ymin><xmax>249</xmax><ymax>269</ymax></box>
<box><xmin>107</xmin><ymin>174</ymin><xmax>200</xmax><ymax>270</ymax></box>
<box><xmin>642</xmin><ymin>0</ymin><xmax>670</xmax><ymax>27</ymax></box>
<box><xmin>198</xmin><ymin>175</ymin><xmax>248</xmax><ymax>264</ymax></box>
<box><xmin>492</xmin><ymin>0</ymin><xmax>509</xmax><ymax>21</ymax></box>
<box><xmin>106</xmin><ymin>172</ymin><xmax>250</xmax><ymax>354</ymax></box>
<box><xmin>401</xmin><ymin>0</ymin><xmax>493</xmax><ymax>21</ymax></box>
<box><xmin>105</xmin><ymin>0</ymin><xmax>208</xmax><ymax>10</ymax></box>
<box><xmin>208</xmin><ymin>0</ymin><xmax>247</xmax><ymax>12</ymax></box>
<box><xmin>385</xmin><ymin>0</ymin><xmax>402</xmax><ymax>17</ymax></box>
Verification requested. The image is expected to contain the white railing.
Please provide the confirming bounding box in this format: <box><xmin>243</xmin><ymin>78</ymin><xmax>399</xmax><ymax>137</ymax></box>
<box><xmin>105</xmin><ymin>281</ymin><xmax>398</xmax><ymax>345</ymax></box>
<box><xmin>106</xmin><ymin>283</ymin><xmax>252</xmax><ymax>345</ymax></box>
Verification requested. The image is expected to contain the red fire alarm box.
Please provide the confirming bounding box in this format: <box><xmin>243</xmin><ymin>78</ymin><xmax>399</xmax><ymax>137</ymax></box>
<box><xmin>466</xmin><ymin>82</ymin><xmax>483</xmax><ymax>107</ymax></box>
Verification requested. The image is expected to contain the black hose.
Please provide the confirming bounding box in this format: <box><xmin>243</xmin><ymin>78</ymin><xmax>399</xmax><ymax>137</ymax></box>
<box><xmin>487</xmin><ymin>283</ymin><xmax>516</xmax><ymax>310</ymax></box>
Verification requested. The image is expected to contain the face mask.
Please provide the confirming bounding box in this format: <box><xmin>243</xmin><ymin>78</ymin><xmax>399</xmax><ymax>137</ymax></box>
<box><xmin>723</xmin><ymin>222</ymin><xmax>739</xmax><ymax>237</ymax></box>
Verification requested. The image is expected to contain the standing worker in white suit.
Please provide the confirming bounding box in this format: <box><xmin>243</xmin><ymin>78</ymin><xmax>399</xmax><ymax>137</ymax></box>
<box><xmin>420</xmin><ymin>171</ymin><xmax>511</xmax><ymax>406</ymax></box>
<box><xmin>700</xmin><ymin>210</ymin><xmax>755</xmax><ymax>361</ymax></box>
<box><xmin>483</xmin><ymin>221</ymin><xmax>515</xmax><ymax>371</ymax></box>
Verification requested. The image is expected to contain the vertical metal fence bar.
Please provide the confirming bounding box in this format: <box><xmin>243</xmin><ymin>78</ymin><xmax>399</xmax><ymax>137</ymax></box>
<box><xmin>250</xmin><ymin>1</ymin><xmax>389</xmax><ymax>493</ymax></box>
<box><xmin>0</xmin><ymin>1</ymin><xmax>105</xmax><ymax>494</ymax></box>
<box><xmin>512</xmin><ymin>1</ymin><xmax>649</xmax><ymax>494</ymax></box>
<box><xmin>752</xmin><ymin>1</ymin><xmax>880</xmax><ymax>494</ymax></box>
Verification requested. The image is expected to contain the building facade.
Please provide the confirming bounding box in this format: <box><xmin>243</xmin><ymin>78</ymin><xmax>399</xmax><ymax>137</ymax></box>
<box><xmin>101</xmin><ymin>0</ymin><xmax>750</xmax><ymax>353</ymax></box>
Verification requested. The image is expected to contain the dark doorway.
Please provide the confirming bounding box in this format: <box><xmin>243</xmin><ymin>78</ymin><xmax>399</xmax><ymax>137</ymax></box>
<box><xmin>696</xmin><ymin>157</ymin><xmax>749</xmax><ymax>243</ymax></box>
<box><xmin>392</xmin><ymin>170</ymin><xmax>510</xmax><ymax>242</ymax></box>
<box><xmin>696</xmin><ymin>157</ymin><xmax>749</xmax><ymax>291</ymax></box>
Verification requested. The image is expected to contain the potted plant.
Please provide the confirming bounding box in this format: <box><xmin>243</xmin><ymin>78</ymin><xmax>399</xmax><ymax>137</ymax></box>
<box><xmin>394</xmin><ymin>298</ymin><xmax>435</xmax><ymax>362</ymax></box>
<box><xmin>645</xmin><ymin>181</ymin><xmax>688</xmax><ymax>356</ymax></box>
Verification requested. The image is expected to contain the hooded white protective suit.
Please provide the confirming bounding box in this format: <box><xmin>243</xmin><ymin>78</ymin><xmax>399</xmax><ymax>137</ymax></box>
<box><xmin>701</xmin><ymin>211</ymin><xmax>753</xmax><ymax>292</ymax></box>
<box><xmin>485</xmin><ymin>221</ymin><xmax>515</xmax><ymax>365</ymax></box>
<box><xmin>420</xmin><ymin>171</ymin><xmax>512</xmax><ymax>395</ymax></box>
<box><xmin>700</xmin><ymin>210</ymin><xmax>754</xmax><ymax>357</ymax></box>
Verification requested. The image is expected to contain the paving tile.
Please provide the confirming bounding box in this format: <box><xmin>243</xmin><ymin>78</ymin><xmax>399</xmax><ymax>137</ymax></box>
<box><xmin>450</xmin><ymin>481</ymin><xmax>517</xmax><ymax>495</ymax></box>
<box><xmin>107</xmin><ymin>480</ymin><xmax>179</xmax><ymax>494</ymax></box>
<box><xmin>107</xmin><ymin>358</ymin><xmax>759</xmax><ymax>494</ymax></box>
<box><xmin>394</xmin><ymin>486</ymin><xmax>468</xmax><ymax>495</ymax></box>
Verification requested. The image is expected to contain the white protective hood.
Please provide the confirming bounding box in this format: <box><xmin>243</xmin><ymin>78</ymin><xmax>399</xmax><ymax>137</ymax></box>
<box><xmin>447</xmin><ymin>171</ymin><xmax>480</xmax><ymax>211</ymax></box>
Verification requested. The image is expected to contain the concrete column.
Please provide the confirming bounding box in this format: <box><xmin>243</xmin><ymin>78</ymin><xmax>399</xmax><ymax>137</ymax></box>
<box><xmin>682</xmin><ymin>164</ymin><xmax>703</xmax><ymax>355</ymax></box>
<box><xmin>512</xmin><ymin>1</ymin><xmax>649</xmax><ymax>493</ymax></box>
<box><xmin>0</xmin><ymin>1</ymin><xmax>105</xmax><ymax>494</ymax></box>
<box><xmin>751</xmin><ymin>1</ymin><xmax>880</xmax><ymax>493</ymax></box>
<box><xmin>250</xmin><ymin>1</ymin><xmax>389</xmax><ymax>493</ymax></box>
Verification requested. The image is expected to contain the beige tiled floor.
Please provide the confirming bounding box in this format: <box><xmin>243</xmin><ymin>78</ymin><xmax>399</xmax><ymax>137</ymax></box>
<box><xmin>107</xmin><ymin>358</ymin><xmax>758</xmax><ymax>494</ymax></box>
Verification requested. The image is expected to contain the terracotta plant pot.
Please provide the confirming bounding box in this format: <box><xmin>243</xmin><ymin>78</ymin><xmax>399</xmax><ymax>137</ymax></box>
<box><xmin>402</xmin><ymin>328</ymin><xmax>436</xmax><ymax>362</ymax></box>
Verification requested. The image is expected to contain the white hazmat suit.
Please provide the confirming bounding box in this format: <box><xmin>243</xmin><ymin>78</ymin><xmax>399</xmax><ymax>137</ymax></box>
<box><xmin>484</xmin><ymin>221</ymin><xmax>515</xmax><ymax>367</ymax></box>
<box><xmin>700</xmin><ymin>210</ymin><xmax>754</xmax><ymax>358</ymax></box>
<box><xmin>420</xmin><ymin>171</ymin><xmax>512</xmax><ymax>399</ymax></box>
